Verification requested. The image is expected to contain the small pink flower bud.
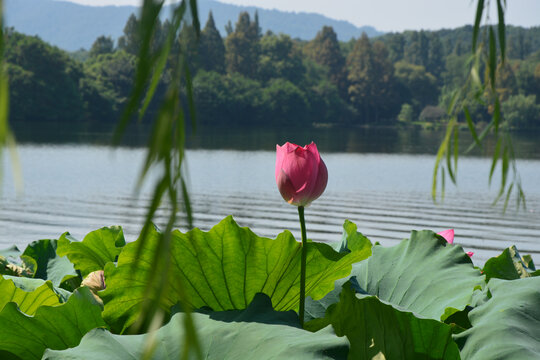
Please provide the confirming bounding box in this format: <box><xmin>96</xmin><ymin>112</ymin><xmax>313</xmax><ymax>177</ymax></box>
<box><xmin>438</xmin><ymin>229</ymin><xmax>473</xmax><ymax>257</ymax></box>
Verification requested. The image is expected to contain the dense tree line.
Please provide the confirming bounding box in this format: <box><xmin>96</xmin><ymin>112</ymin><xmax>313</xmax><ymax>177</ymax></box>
<box><xmin>5</xmin><ymin>13</ymin><xmax>540</xmax><ymax>128</ymax></box>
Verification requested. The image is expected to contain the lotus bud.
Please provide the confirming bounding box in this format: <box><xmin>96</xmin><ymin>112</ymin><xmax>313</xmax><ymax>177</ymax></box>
<box><xmin>82</xmin><ymin>270</ymin><xmax>106</xmax><ymax>306</ymax></box>
<box><xmin>438</xmin><ymin>229</ymin><xmax>473</xmax><ymax>257</ymax></box>
<box><xmin>275</xmin><ymin>142</ymin><xmax>328</xmax><ymax>207</ymax></box>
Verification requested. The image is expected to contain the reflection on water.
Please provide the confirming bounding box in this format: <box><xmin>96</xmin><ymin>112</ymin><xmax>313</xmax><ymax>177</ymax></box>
<box><xmin>11</xmin><ymin>121</ymin><xmax>540</xmax><ymax>158</ymax></box>
<box><xmin>2</xmin><ymin>145</ymin><xmax>540</xmax><ymax>266</ymax></box>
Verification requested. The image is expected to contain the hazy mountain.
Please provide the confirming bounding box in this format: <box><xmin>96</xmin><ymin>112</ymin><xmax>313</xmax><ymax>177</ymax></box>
<box><xmin>4</xmin><ymin>0</ymin><xmax>382</xmax><ymax>51</ymax></box>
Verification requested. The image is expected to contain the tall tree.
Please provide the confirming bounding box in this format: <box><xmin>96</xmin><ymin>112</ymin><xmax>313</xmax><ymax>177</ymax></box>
<box><xmin>427</xmin><ymin>33</ymin><xmax>444</xmax><ymax>80</ymax></box>
<box><xmin>257</xmin><ymin>33</ymin><xmax>304</xmax><ymax>84</ymax></box>
<box><xmin>304</xmin><ymin>26</ymin><xmax>348</xmax><ymax>99</ymax></box>
<box><xmin>117</xmin><ymin>14</ymin><xmax>140</xmax><ymax>55</ymax></box>
<box><xmin>178</xmin><ymin>24</ymin><xmax>199</xmax><ymax>72</ymax></box>
<box><xmin>394</xmin><ymin>61</ymin><xmax>438</xmax><ymax>116</ymax></box>
<box><xmin>386</xmin><ymin>33</ymin><xmax>405</xmax><ymax>62</ymax></box>
<box><xmin>199</xmin><ymin>12</ymin><xmax>225</xmax><ymax>73</ymax></box>
<box><xmin>118</xmin><ymin>14</ymin><xmax>163</xmax><ymax>56</ymax></box>
<box><xmin>405</xmin><ymin>30</ymin><xmax>429</xmax><ymax>67</ymax></box>
<box><xmin>225</xmin><ymin>12</ymin><xmax>260</xmax><ymax>78</ymax></box>
<box><xmin>347</xmin><ymin>34</ymin><xmax>400</xmax><ymax>122</ymax></box>
<box><xmin>89</xmin><ymin>36</ymin><xmax>114</xmax><ymax>57</ymax></box>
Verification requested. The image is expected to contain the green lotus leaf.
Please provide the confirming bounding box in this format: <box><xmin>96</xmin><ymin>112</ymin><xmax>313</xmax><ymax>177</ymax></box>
<box><xmin>482</xmin><ymin>245</ymin><xmax>540</xmax><ymax>281</ymax></box>
<box><xmin>1</xmin><ymin>274</ymin><xmax>71</xmax><ymax>303</ymax></box>
<box><xmin>102</xmin><ymin>216</ymin><xmax>371</xmax><ymax>333</ymax></box>
<box><xmin>0</xmin><ymin>287</ymin><xmax>106</xmax><ymax>360</ymax></box>
<box><xmin>44</xmin><ymin>293</ymin><xmax>348</xmax><ymax>360</ymax></box>
<box><xmin>455</xmin><ymin>276</ymin><xmax>540</xmax><ymax>359</ymax></box>
<box><xmin>0</xmin><ymin>274</ymin><xmax>62</xmax><ymax>315</ymax></box>
<box><xmin>310</xmin><ymin>281</ymin><xmax>460</xmax><ymax>359</ymax></box>
<box><xmin>57</xmin><ymin>226</ymin><xmax>126</xmax><ymax>277</ymax></box>
<box><xmin>305</xmin><ymin>220</ymin><xmax>372</xmax><ymax>322</ymax></box>
<box><xmin>308</xmin><ymin>230</ymin><xmax>484</xmax><ymax>323</ymax></box>
<box><xmin>352</xmin><ymin>230</ymin><xmax>484</xmax><ymax>321</ymax></box>
<box><xmin>1</xmin><ymin>245</ymin><xmax>35</xmax><ymax>277</ymax></box>
<box><xmin>22</xmin><ymin>239</ymin><xmax>78</xmax><ymax>287</ymax></box>
<box><xmin>335</xmin><ymin>219</ymin><xmax>372</xmax><ymax>254</ymax></box>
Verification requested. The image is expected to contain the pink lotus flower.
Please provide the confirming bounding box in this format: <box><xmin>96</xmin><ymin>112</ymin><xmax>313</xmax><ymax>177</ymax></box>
<box><xmin>438</xmin><ymin>229</ymin><xmax>474</xmax><ymax>257</ymax></box>
<box><xmin>275</xmin><ymin>142</ymin><xmax>328</xmax><ymax>207</ymax></box>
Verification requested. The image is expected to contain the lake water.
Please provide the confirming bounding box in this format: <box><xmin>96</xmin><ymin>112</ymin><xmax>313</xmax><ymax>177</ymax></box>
<box><xmin>2</xmin><ymin>124</ymin><xmax>540</xmax><ymax>266</ymax></box>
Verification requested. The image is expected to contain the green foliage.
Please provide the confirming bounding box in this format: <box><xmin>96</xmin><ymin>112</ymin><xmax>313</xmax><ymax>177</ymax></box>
<box><xmin>2</xmin><ymin>275</ymin><xmax>72</xmax><ymax>302</ymax></box>
<box><xmin>352</xmin><ymin>230</ymin><xmax>484</xmax><ymax>320</ymax></box>
<box><xmin>430</xmin><ymin>0</ymin><xmax>529</xmax><ymax>211</ymax></box>
<box><xmin>89</xmin><ymin>36</ymin><xmax>114</xmax><ymax>58</ymax></box>
<box><xmin>1</xmin><ymin>245</ymin><xmax>35</xmax><ymax>277</ymax></box>
<box><xmin>347</xmin><ymin>34</ymin><xmax>401</xmax><ymax>123</ymax></box>
<box><xmin>398</xmin><ymin>103</ymin><xmax>414</xmax><ymax>122</ymax></box>
<box><xmin>4</xmin><ymin>11</ymin><xmax>539</xmax><ymax>129</ymax></box>
<box><xmin>5</xmin><ymin>31</ymin><xmax>85</xmax><ymax>122</ymax></box>
<box><xmin>84</xmin><ymin>50</ymin><xmax>137</xmax><ymax>112</ymax></box>
<box><xmin>304</xmin><ymin>26</ymin><xmax>348</xmax><ymax>99</ymax></box>
<box><xmin>1</xmin><ymin>220</ymin><xmax>540</xmax><ymax>358</ymax></box>
<box><xmin>225</xmin><ymin>12</ymin><xmax>260</xmax><ymax>78</ymax></box>
<box><xmin>257</xmin><ymin>33</ymin><xmax>305</xmax><ymax>84</ymax></box>
<box><xmin>394</xmin><ymin>60</ymin><xmax>438</xmax><ymax>115</ymax></box>
<box><xmin>455</xmin><ymin>277</ymin><xmax>540</xmax><ymax>359</ymax></box>
<box><xmin>199</xmin><ymin>12</ymin><xmax>225</xmax><ymax>73</ymax></box>
<box><xmin>261</xmin><ymin>78</ymin><xmax>309</xmax><ymax>124</ymax></box>
<box><xmin>501</xmin><ymin>94</ymin><xmax>540</xmax><ymax>128</ymax></box>
<box><xmin>56</xmin><ymin>226</ymin><xmax>125</xmax><ymax>277</ymax></box>
<box><xmin>310</xmin><ymin>282</ymin><xmax>461</xmax><ymax>359</ymax></box>
<box><xmin>0</xmin><ymin>287</ymin><xmax>106</xmax><ymax>360</ymax></box>
<box><xmin>117</xmin><ymin>14</ymin><xmax>141</xmax><ymax>56</ymax></box>
<box><xmin>22</xmin><ymin>239</ymin><xmax>78</xmax><ymax>287</ymax></box>
<box><xmin>101</xmin><ymin>216</ymin><xmax>371</xmax><ymax>333</ymax></box>
<box><xmin>44</xmin><ymin>293</ymin><xmax>349</xmax><ymax>360</ymax></box>
<box><xmin>482</xmin><ymin>245</ymin><xmax>540</xmax><ymax>281</ymax></box>
<box><xmin>0</xmin><ymin>275</ymin><xmax>62</xmax><ymax>314</ymax></box>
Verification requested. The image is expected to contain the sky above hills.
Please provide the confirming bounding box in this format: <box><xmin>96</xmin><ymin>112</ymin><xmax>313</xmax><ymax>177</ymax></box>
<box><xmin>56</xmin><ymin>0</ymin><xmax>540</xmax><ymax>32</ymax></box>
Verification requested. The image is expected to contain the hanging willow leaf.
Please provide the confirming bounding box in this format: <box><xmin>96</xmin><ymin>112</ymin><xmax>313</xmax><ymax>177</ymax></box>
<box><xmin>496</xmin><ymin>0</ymin><xmax>506</xmax><ymax>62</ymax></box>
<box><xmin>0</xmin><ymin>0</ymin><xmax>22</xmax><ymax>192</ymax></box>
<box><xmin>432</xmin><ymin>118</ymin><xmax>456</xmax><ymax>202</ymax></box>
<box><xmin>463</xmin><ymin>106</ymin><xmax>481</xmax><ymax>149</ymax></box>
<box><xmin>107</xmin><ymin>0</ymin><xmax>202</xmax><ymax>358</ymax></box>
<box><xmin>0</xmin><ymin>0</ymin><xmax>6</xmax><ymax>143</ymax></box>
<box><xmin>488</xmin><ymin>26</ymin><xmax>497</xmax><ymax>88</ymax></box>
<box><xmin>489</xmin><ymin>137</ymin><xmax>501</xmax><ymax>185</ymax></box>
<box><xmin>434</xmin><ymin>0</ymin><xmax>525</xmax><ymax>211</ymax></box>
<box><xmin>138</xmin><ymin>1</ymin><xmax>187</xmax><ymax>119</ymax></box>
<box><xmin>472</xmin><ymin>0</ymin><xmax>485</xmax><ymax>52</ymax></box>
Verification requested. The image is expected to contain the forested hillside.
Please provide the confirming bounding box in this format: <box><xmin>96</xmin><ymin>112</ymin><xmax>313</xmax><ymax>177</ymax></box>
<box><xmin>5</xmin><ymin>12</ymin><xmax>540</xmax><ymax>128</ymax></box>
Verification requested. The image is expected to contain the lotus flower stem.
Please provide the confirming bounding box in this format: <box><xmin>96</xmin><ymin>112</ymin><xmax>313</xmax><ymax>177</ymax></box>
<box><xmin>298</xmin><ymin>205</ymin><xmax>308</xmax><ymax>327</ymax></box>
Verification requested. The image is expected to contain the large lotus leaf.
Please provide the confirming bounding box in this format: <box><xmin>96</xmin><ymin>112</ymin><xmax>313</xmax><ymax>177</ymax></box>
<box><xmin>455</xmin><ymin>276</ymin><xmax>540</xmax><ymax>359</ymax></box>
<box><xmin>351</xmin><ymin>230</ymin><xmax>484</xmax><ymax>321</ymax></box>
<box><xmin>0</xmin><ymin>274</ymin><xmax>61</xmax><ymax>314</ymax></box>
<box><xmin>57</xmin><ymin>226</ymin><xmax>125</xmax><ymax>277</ymax></box>
<box><xmin>482</xmin><ymin>245</ymin><xmax>540</xmax><ymax>281</ymax></box>
<box><xmin>0</xmin><ymin>287</ymin><xmax>106</xmax><ymax>360</ymax></box>
<box><xmin>44</xmin><ymin>293</ymin><xmax>348</xmax><ymax>360</ymax></box>
<box><xmin>102</xmin><ymin>216</ymin><xmax>371</xmax><ymax>333</ymax></box>
<box><xmin>22</xmin><ymin>239</ymin><xmax>78</xmax><ymax>287</ymax></box>
<box><xmin>306</xmin><ymin>220</ymin><xmax>372</xmax><ymax>322</ymax></box>
<box><xmin>309</xmin><ymin>281</ymin><xmax>460</xmax><ymax>360</ymax></box>
<box><xmin>1</xmin><ymin>274</ymin><xmax>71</xmax><ymax>303</ymax></box>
